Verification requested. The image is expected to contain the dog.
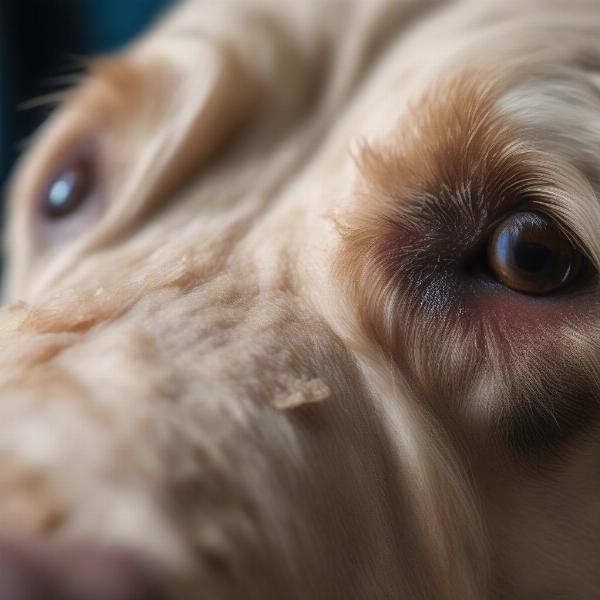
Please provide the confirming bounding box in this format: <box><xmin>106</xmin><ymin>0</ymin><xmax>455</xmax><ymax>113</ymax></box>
<box><xmin>3</xmin><ymin>0</ymin><xmax>600</xmax><ymax>598</ymax></box>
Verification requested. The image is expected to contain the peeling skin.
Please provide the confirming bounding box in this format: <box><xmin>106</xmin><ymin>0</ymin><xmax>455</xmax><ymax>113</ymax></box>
<box><xmin>271</xmin><ymin>378</ymin><xmax>332</xmax><ymax>411</ymax></box>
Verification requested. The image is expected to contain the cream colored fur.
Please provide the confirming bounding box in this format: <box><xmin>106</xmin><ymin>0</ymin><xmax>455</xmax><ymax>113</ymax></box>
<box><xmin>3</xmin><ymin>0</ymin><xmax>600</xmax><ymax>598</ymax></box>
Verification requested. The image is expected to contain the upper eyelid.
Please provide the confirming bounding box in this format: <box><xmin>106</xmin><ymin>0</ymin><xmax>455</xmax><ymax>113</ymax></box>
<box><xmin>355</xmin><ymin>143</ymin><xmax>599</xmax><ymax>271</ymax></box>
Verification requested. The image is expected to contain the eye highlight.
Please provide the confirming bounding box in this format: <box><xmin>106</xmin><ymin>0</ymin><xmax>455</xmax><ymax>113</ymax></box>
<box><xmin>487</xmin><ymin>211</ymin><xmax>582</xmax><ymax>295</ymax></box>
<box><xmin>41</xmin><ymin>156</ymin><xmax>95</xmax><ymax>219</ymax></box>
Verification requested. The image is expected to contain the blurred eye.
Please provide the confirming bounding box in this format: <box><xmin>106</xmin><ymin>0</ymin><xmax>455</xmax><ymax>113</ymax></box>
<box><xmin>41</xmin><ymin>156</ymin><xmax>95</xmax><ymax>219</ymax></box>
<box><xmin>488</xmin><ymin>211</ymin><xmax>583</xmax><ymax>294</ymax></box>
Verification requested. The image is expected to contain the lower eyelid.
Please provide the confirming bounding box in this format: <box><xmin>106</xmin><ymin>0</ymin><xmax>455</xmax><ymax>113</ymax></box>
<box><xmin>34</xmin><ymin>188</ymin><xmax>104</xmax><ymax>248</ymax></box>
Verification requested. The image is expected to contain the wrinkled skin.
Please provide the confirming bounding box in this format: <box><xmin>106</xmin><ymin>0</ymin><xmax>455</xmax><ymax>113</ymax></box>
<box><xmin>3</xmin><ymin>0</ymin><xmax>600</xmax><ymax>598</ymax></box>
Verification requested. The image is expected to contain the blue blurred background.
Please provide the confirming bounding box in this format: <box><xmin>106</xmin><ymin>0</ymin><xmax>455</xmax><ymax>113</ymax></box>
<box><xmin>0</xmin><ymin>0</ymin><xmax>174</xmax><ymax>193</ymax></box>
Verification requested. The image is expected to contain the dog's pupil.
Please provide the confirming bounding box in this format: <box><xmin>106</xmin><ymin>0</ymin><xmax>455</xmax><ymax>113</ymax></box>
<box><xmin>43</xmin><ymin>159</ymin><xmax>92</xmax><ymax>219</ymax></box>
<box><xmin>513</xmin><ymin>242</ymin><xmax>551</xmax><ymax>273</ymax></box>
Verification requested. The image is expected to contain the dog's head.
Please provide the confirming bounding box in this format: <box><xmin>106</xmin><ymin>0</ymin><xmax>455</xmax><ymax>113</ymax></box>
<box><xmin>3</xmin><ymin>1</ymin><xmax>600</xmax><ymax>598</ymax></box>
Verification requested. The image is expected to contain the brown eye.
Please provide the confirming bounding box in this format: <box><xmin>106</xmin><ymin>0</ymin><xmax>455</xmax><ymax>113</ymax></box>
<box><xmin>488</xmin><ymin>211</ymin><xmax>582</xmax><ymax>294</ymax></box>
<box><xmin>41</xmin><ymin>157</ymin><xmax>94</xmax><ymax>219</ymax></box>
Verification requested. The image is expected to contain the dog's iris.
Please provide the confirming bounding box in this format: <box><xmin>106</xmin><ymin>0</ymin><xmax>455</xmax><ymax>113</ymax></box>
<box><xmin>42</xmin><ymin>158</ymin><xmax>94</xmax><ymax>219</ymax></box>
<box><xmin>488</xmin><ymin>211</ymin><xmax>582</xmax><ymax>294</ymax></box>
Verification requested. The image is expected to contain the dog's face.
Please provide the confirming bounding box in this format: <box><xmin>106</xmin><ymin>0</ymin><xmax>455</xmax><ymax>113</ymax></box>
<box><xmin>3</xmin><ymin>0</ymin><xmax>600</xmax><ymax>598</ymax></box>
